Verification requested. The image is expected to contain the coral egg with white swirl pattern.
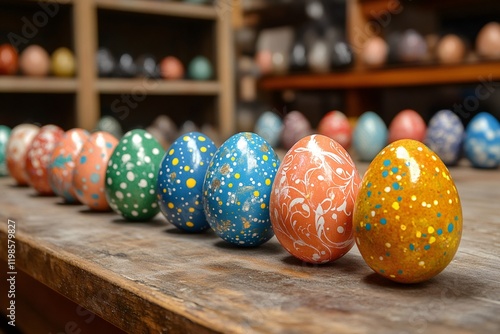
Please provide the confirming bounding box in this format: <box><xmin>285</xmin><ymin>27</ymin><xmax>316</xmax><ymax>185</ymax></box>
<box><xmin>6</xmin><ymin>124</ymin><xmax>40</xmax><ymax>185</ymax></box>
<box><xmin>203</xmin><ymin>132</ymin><xmax>280</xmax><ymax>247</ymax></box>
<box><xmin>157</xmin><ymin>132</ymin><xmax>217</xmax><ymax>232</ymax></box>
<box><xmin>270</xmin><ymin>134</ymin><xmax>361</xmax><ymax>264</ymax></box>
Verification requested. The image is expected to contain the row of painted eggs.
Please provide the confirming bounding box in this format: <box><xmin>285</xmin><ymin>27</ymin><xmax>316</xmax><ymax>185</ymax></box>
<box><xmin>255</xmin><ymin>109</ymin><xmax>500</xmax><ymax>168</ymax></box>
<box><xmin>1</xmin><ymin>124</ymin><xmax>462</xmax><ymax>284</ymax></box>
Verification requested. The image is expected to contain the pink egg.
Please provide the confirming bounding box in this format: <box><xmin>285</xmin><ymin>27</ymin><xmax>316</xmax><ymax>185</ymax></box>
<box><xmin>25</xmin><ymin>124</ymin><xmax>65</xmax><ymax>195</ymax></box>
<box><xmin>6</xmin><ymin>124</ymin><xmax>40</xmax><ymax>185</ymax></box>
<box><xmin>255</xmin><ymin>50</ymin><xmax>273</xmax><ymax>75</ymax></box>
<box><xmin>19</xmin><ymin>45</ymin><xmax>50</xmax><ymax>77</ymax></box>
<box><xmin>318</xmin><ymin>110</ymin><xmax>352</xmax><ymax>149</ymax></box>
<box><xmin>281</xmin><ymin>110</ymin><xmax>313</xmax><ymax>150</ymax></box>
<box><xmin>72</xmin><ymin>131</ymin><xmax>118</xmax><ymax>211</ymax></box>
<box><xmin>388</xmin><ymin>109</ymin><xmax>426</xmax><ymax>143</ymax></box>
<box><xmin>48</xmin><ymin>128</ymin><xmax>89</xmax><ymax>203</ymax></box>
<box><xmin>476</xmin><ymin>22</ymin><xmax>500</xmax><ymax>59</ymax></box>
<box><xmin>362</xmin><ymin>36</ymin><xmax>388</xmax><ymax>67</ymax></box>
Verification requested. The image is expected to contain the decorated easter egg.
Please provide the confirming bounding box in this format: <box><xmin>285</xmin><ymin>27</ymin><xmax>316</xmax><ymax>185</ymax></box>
<box><xmin>0</xmin><ymin>125</ymin><xmax>11</xmax><ymax>176</ymax></box>
<box><xmin>425</xmin><ymin>110</ymin><xmax>464</xmax><ymax>165</ymax></box>
<box><xmin>73</xmin><ymin>132</ymin><xmax>118</xmax><ymax>211</ymax></box>
<box><xmin>281</xmin><ymin>110</ymin><xmax>313</xmax><ymax>150</ymax></box>
<box><xmin>388</xmin><ymin>109</ymin><xmax>426</xmax><ymax>143</ymax></box>
<box><xmin>94</xmin><ymin>115</ymin><xmax>123</xmax><ymax>139</ymax></box>
<box><xmin>354</xmin><ymin>139</ymin><xmax>462</xmax><ymax>283</ymax></box>
<box><xmin>6</xmin><ymin>124</ymin><xmax>40</xmax><ymax>185</ymax></box>
<box><xmin>353</xmin><ymin>112</ymin><xmax>388</xmax><ymax>161</ymax></box>
<box><xmin>270</xmin><ymin>134</ymin><xmax>361</xmax><ymax>263</ymax></box>
<box><xmin>317</xmin><ymin>110</ymin><xmax>352</xmax><ymax>149</ymax></box>
<box><xmin>254</xmin><ymin>111</ymin><xmax>283</xmax><ymax>148</ymax></box>
<box><xmin>203</xmin><ymin>132</ymin><xmax>280</xmax><ymax>246</ymax></box>
<box><xmin>157</xmin><ymin>132</ymin><xmax>217</xmax><ymax>232</ymax></box>
<box><xmin>25</xmin><ymin>125</ymin><xmax>65</xmax><ymax>194</ymax></box>
<box><xmin>464</xmin><ymin>112</ymin><xmax>500</xmax><ymax>168</ymax></box>
<box><xmin>48</xmin><ymin>128</ymin><xmax>89</xmax><ymax>202</ymax></box>
<box><xmin>105</xmin><ymin>129</ymin><xmax>164</xmax><ymax>220</ymax></box>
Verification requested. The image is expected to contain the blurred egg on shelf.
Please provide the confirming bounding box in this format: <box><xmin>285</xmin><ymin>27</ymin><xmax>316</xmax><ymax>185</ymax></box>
<box><xmin>425</xmin><ymin>110</ymin><xmax>464</xmax><ymax>166</ymax></box>
<box><xmin>203</xmin><ymin>132</ymin><xmax>280</xmax><ymax>247</ymax></box>
<box><xmin>281</xmin><ymin>110</ymin><xmax>313</xmax><ymax>150</ymax></box>
<box><xmin>157</xmin><ymin>132</ymin><xmax>217</xmax><ymax>233</ymax></box>
<box><xmin>151</xmin><ymin>114</ymin><xmax>178</xmax><ymax>144</ymax></box>
<box><xmin>397</xmin><ymin>29</ymin><xmax>428</xmax><ymax>63</ymax></box>
<box><xmin>354</xmin><ymin>139</ymin><xmax>462</xmax><ymax>283</ymax></box>
<box><xmin>353</xmin><ymin>111</ymin><xmax>388</xmax><ymax>161</ymax></box>
<box><xmin>271</xmin><ymin>51</ymin><xmax>289</xmax><ymax>75</ymax></box>
<box><xmin>160</xmin><ymin>56</ymin><xmax>184</xmax><ymax>80</ymax></box>
<box><xmin>255</xmin><ymin>50</ymin><xmax>273</xmax><ymax>75</ymax></box>
<box><xmin>476</xmin><ymin>22</ymin><xmax>500</xmax><ymax>59</ymax></box>
<box><xmin>25</xmin><ymin>124</ymin><xmax>65</xmax><ymax>195</ymax></box>
<box><xmin>308</xmin><ymin>39</ymin><xmax>330</xmax><ymax>73</ymax></box>
<box><xmin>51</xmin><ymin>47</ymin><xmax>76</xmax><ymax>77</ymax></box>
<box><xmin>6</xmin><ymin>124</ymin><xmax>40</xmax><ymax>185</ymax></box>
<box><xmin>188</xmin><ymin>56</ymin><xmax>213</xmax><ymax>80</ymax></box>
<box><xmin>20</xmin><ymin>45</ymin><xmax>50</xmax><ymax>77</ymax></box>
<box><xmin>0</xmin><ymin>44</ymin><xmax>19</xmax><ymax>75</ymax></box>
<box><xmin>254</xmin><ymin>111</ymin><xmax>283</xmax><ymax>148</ymax></box>
<box><xmin>388</xmin><ymin>109</ymin><xmax>426</xmax><ymax>143</ymax></box>
<box><xmin>361</xmin><ymin>36</ymin><xmax>388</xmax><ymax>68</ymax></box>
<box><xmin>48</xmin><ymin>128</ymin><xmax>89</xmax><ymax>203</ymax></box>
<box><xmin>73</xmin><ymin>131</ymin><xmax>118</xmax><ymax>211</ymax></box>
<box><xmin>436</xmin><ymin>34</ymin><xmax>466</xmax><ymax>64</ymax></box>
<box><xmin>116</xmin><ymin>52</ymin><xmax>137</xmax><ymax>77</ymax></box>
<box><xmin>0</xmin><ymin>125</ymin><xmax>11</xmax><ymax>176</ymax></box>
<box><xmin>96</xmin><ymin>47</ymin><xmax>116</xmax><ymax>77</ymax></box>
<box><xmin>95</xmin><ymin>115</ymin><xmax>123</xmax><ymax>139</ymax></box>
<box><xmin>179</xmin><ymin>120</ymin><xmax>199</xmax><ymax>135</ymax></box>
<box><xmin>330</xmin><ymin>40</ymin><xmax>354</xmax><ymax>68</ymax></box>
<box><xmin>317</xmin><ymin>110</ymin><xmax>352</xmax><ymax>149</ymax></box>
<box><xmin>270</xmin><ymin>134</ymin><xmax>361</xmax><ymax>264</ymax></box>
<box><xmin>464</xmin><ymin>112</ymin><xmax>500</xmax><ymax>168</ymax></box>
<box><xmin>135</xmin><ymin>54</ymin><xmax>159</xmax><ymax>78</ymax></box>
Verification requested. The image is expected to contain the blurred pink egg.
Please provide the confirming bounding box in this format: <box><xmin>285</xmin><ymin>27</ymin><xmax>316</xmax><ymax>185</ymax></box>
<box><xmin>20</xmin><ymin>45</ymin><xmax>50</xmax><ymax>77</ymax></box>
<box><xmin>362</xmin><ymin>36</ymin><xmax>388</xmax><ymax>67</ymax></box>
<box><xmin>476</xmin><ymin>22</ymin><xmax>500</xmax><ymax>59</ymax></box>
<box><xmin>6</xmin><ymin>124</ymin><xmax>40</xmax><ymax>185</ymax></box>
<box><xmin>388</xmin><ymin>109</ymin><xmax>426</xmax><ymax>143</ymax></box>
<box><xmin>256</xmin><ymin>50</ymin><xmax>273</xmax><ymax>75</ymax></box>
<box><xmin>318</xmin><ymin>110</ymin><xmax>352</xmax><ymax>149</ymax></box>
<box><xmin>281</xmin><ymin>110</ymin><xmax>313</xmax><ymax>150</ymax></box>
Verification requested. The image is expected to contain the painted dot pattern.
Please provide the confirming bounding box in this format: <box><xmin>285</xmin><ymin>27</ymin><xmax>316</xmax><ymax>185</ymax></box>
<box><xmin>105</xmin><ymin>129</ymin><xmax>164</xmax><ymax>221</ymax></box>
<box><xmin>73</xmin><ymin>131</ymin><xmax>118</xmax><ymax>211</ymax></box>
<box><xmin>354</xmin><ymin>139</ymin><xmax>463</xmax><ymax>283</ymax></box>
<box><xmin>424</xmin><ymin>109</ymin><xmax>464</xmax><ymax>166</ymax></box>
<box><xmin>157</xmin><ymin>132</ymin><xmax>216</xmax><ymax>232</ymax></box>
<box><xmin>203</xmin><ymin>132</ymin><xmax>279</xmax><ymax>247</ymax></box>
<box><xmin>270</xmin><ymin>134</ymin><xmax>361</xmax><ymax>264</ymax></box>
<box><xmin>25</xmin><ymin>125</ymin><xmax>65</xmax><ymax>195</ymax></box>
<box><xmin>48</xmin><ymin>128</ymin><xmax>89</xmax><ymax>203</ymax></box>
<box><xmin>6</xmin><ymin>124</ymin><xmax>40</xmax><ymax>185</ymax></box>
<box><xmin>464</xmin><ymin>112</ymin><xmax>500</xmax><ymax>168</ymax></box>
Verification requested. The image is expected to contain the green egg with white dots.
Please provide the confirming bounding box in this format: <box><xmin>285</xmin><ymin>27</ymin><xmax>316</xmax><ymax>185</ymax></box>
<box><xmin>105</xmin><ymin>129</ymin><xmax>164</xmax><ymax>221</ymax></box>
<box><xmin>353</xmin><ymin>139</ymin><xmax>462</xmax><ymax>283</ymax></box>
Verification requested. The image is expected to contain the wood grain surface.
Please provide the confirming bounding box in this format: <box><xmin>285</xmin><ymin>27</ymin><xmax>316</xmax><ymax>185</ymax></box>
<box><xmin>0</xmin><ymin>163</ymin><xmax>499</xmax><ymax>334</ymax></box>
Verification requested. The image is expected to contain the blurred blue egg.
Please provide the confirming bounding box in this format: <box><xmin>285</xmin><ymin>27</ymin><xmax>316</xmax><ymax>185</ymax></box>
<box><xmin>0</xmin><ymin>125</ymin><xmax>12</xmax><ymax>176</ymax></box>
<box><xmin>203</xmin><ymin>132</ymin><xmax>279</xmax><ymax>247</ymax></box>
<box><xmin>188</xmin><ymin>56</ymin><xmax>213</xmax><ymax>80</ymax></box>
<box><xmin>254</xmin><ymin>111</ymin><xmax>283</xmax><ymax>148</ymax></box>
<box><xmin>353</xmin><ymin>111</ymin><xmax>388</xmax><ymax>161</ymax></box>
<box><xmin>425</xmin><ymin>110</ymin><xmax>464</xmax><ymax>165</ymax></box>
<box><xmin>157</xmin><ymin>132</ymin><xmax>217</xmax><ymax>232</ymax></box>
<box><xmin>464</xmin><ymin>112</ymin><xmax>500</xmax><ymax>168</ymax></box>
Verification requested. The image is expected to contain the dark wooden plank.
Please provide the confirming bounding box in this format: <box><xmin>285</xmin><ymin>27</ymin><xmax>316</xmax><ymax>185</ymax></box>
<box><xmin>1</xmin><ymin>162</ymin><xmax>500</xmax><ymax>333</ymax></box>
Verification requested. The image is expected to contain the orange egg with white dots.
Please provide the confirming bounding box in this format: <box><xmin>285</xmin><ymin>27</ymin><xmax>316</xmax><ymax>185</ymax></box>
<box><xmin>353</xmin><ymin>139</ymin><xmax>462</xmax><ymax>283</ymax></box>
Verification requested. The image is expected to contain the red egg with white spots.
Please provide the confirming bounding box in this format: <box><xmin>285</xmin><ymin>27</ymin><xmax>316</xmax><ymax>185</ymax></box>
<box><xmin>388</xmin><ymin>109</ymin><xmax>426</xmax><ymax>143</ymax></box>
<box><xmin>6</xmin><ymin>124</ymin><xmax>40</xmax><ymax>185</ymax></box>
<box><xmin>318</xmin><ymin>110</ymin><xmax>352</xmax><ymax>149</ymax></box>
<box><xmin>48</xmin><ymin>128</ymin><xmax>89</xmax><ymax>203</ymax></box>
<box><xmin>270</xmin><ymin>134</ymin><xmax>361</xmax><ymax>264</ymax></box>
<box><xmin>353</xmin><ymin>139</ymin><xmax>462</xmax><ymax>283</ymax></box>
<box><xmin>25</xmin><ymin>125</ymin><xmax>65</xmax><ymax>194</ymax></box>
<box><xmin>72</xmin><ymin>132</ymin><xmax>118</xmax><ymax>211</ymax></box>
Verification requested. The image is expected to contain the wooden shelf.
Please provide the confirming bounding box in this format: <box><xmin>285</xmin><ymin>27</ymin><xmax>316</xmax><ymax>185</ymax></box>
<box><xmin>0</xmin><ymin>77</ymin><xmax>78</xmax><ymax>93</ymax></box>
<box><xmin>260</xmin><ymin>62</ymin><xmax>500</xmax><ymax>90</ymax></box>
<box><xmin>97</xmin><ymin>79</ymin><xmax>220</xmax><ymax>95</ymax></box>
<box><xmin>95</xmin><ymin>0</ymin><xmax>218</xmax><ymax>20</ymax></box>
<box><xmin>1</xmin><ymin>164</ymin><xmax>500</xmax><ymax>333</ymax></box>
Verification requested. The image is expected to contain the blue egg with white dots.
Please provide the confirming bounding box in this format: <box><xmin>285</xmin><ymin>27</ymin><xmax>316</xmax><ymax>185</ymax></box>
<box><xmin>203</xmin><ymin>132</ymin><xmax>280</xmax><ymax>247</ymax></box>
<box><xmin>157</xmin><ymin>132</ymin><xmax>217</xmax><ymax>232</ymax></box>
<box><xmin>464</xmin><ymin>112</ymin><xmax>500</xmax><ymax>168</ymax></box>
<box><xmin>425</xmin><ymin>110</ymin><xmax>464</xmax><ymax>166</ymax></box>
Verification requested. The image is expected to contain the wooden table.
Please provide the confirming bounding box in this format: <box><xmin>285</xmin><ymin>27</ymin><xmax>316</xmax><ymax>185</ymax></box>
<box><xmin>1</xmin><ymin>164</ymin><xmax>500</xmax><ymax>334</ymax></box>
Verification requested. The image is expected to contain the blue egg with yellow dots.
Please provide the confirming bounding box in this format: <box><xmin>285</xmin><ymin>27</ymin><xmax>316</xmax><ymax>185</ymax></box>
<box><xmin>203</xmin><ymin>132</ymin><xmax>280</xmax><ymax>247</ymax></box>
<box><xmin>157</xmin><ymin>132</ymin><xmax>217</xmax><ymax>232</ymax></box>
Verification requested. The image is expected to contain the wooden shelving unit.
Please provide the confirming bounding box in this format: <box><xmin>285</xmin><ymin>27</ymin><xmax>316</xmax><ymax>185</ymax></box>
<box><xmin>0</xmin><ymin>0</ymin><xmax>235</xmax><ymax>139</ymax></box>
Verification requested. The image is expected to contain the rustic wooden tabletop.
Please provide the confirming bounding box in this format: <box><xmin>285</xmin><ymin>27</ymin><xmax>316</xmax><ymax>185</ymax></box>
<box><xmin>0</xmin><ymin>163</ymin><xmax>499</xmax><ymax>334</ymax></box>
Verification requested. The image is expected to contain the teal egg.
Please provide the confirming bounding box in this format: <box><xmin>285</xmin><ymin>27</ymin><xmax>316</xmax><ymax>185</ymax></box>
<box><xmin>105</xmin><ymin>129</ymin><xmax>164</xmax><ymax>221</ymax></box>
<box><xmin>0</xmin><ymin>125</ymin><xmax>11</xmax><ymax>176</ymax></box>
<box><xmin>188</xmin><ymin>56</ymin><xmax>213</xmax><ymax>80</ymax></box>
<box><xmin>353</xmin><ymin>111</ymin><xmax>388</xmax><ymax>161</ymax></box>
